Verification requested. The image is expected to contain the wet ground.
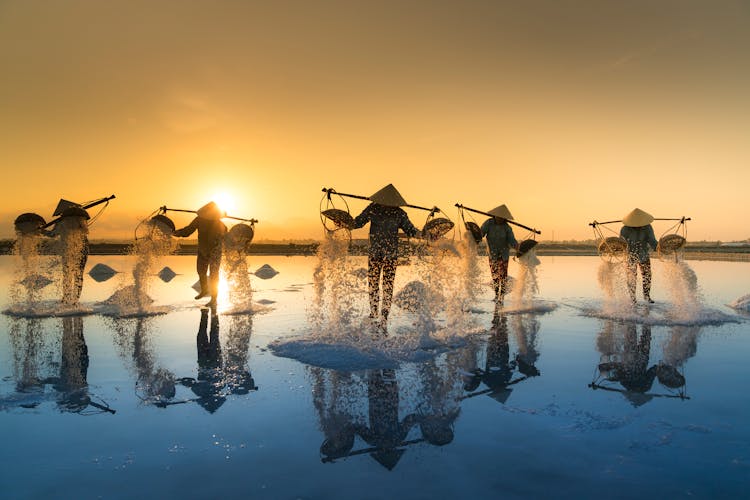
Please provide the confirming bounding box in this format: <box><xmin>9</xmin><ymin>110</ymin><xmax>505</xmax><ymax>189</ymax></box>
<box><xmin>1</xmin><ymin>255</ymin><xmax>748</xmax><ymax>499</ymax></box>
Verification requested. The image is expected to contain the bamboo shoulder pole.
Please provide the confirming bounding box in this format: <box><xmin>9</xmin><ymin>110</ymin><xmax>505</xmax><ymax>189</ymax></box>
<box><xmin>455</xmin><ymin>203</ymin><xmax>541</xmax><ymax>235</ymax></box>
<box><xmin>323</xmin><ymin>187</ymin><xmax>439</xmax><ymax>213</ymax></box>
<box><xmin>42</xmin><ymin>194</ymin><xmax>116</xmax><ymax>229</ymax></box>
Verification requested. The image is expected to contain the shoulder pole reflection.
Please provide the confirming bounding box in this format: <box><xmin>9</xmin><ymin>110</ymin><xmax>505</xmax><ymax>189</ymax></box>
<box><xmin>590</xmin><ymin>320</ymin><xmax>690</xmax><ymax>404</ymax></box>
<box><xmin>316</xmin><ymin>366</ymin><xmax>472</xmax><ymax>469</ymax></box>
<box><xmin>317</xmin><ymin>368</ymin><xmax>422</xmax><ymax>469</ymax></box>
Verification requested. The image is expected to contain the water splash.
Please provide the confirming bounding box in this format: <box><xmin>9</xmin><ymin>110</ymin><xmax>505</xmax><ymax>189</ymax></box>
<box><xmin>409</xmin><ymin>240</ymin><xmax>474</xmax><ymax>342</ymax></box>
<box><xmin>9</xmin><ymin>234</ymin><xmax>53</xmax><ymax>310</ymax></box>
<box><xmin>53</xmin><ymin>217</ymin><xmax>89</xmax><ymax>307</ymax></box>
<box><xmin>660</xmin><ymin>260</ymin><xmax>702</xmax><ymax>322</ymax></box>
<box><xmin>597</xmin><ymin>260</ymin><xmax>631</xmax><ymax>313</ymax></box>
<box><xmin>728</xmin><ymin>294</ymin><xmax>750</xmax><ymax>313</ymax></box>
<box><xmin>394</xmin><ymin>276</ymin><xmax>438</xmax><ymax>335</ymax></box>
<box><xmin>222</xmin><ymin>241</ymin><xmax>254</xmax><ymax>314</ymax></box>
<box><xmin>104</xmin><ymin>222</ymin><xmax>177</xmax><ymax>315</ymax></box>
<box><xmin>456</xmin><ymin>232</ymin><xmax>483</xmax><ymax>311</ymax></box>
<box><xmin>310</xmin><ymin>232</ymin><xmax>365</xmax><ymax>338</ymax></box>
<box><xmin>278</xmin><ymin>235</ymin><xmax>480</xmax><ymax>370</ymax></box>
<box><xmin>8</xmin><ymin>219</ymin><xmax>92</xmax><ymax>316</ymax></box>
<box><xmin>509</xmin><ymin>250</ymin><xmax>541</xmax><ymax>309</ymax></box>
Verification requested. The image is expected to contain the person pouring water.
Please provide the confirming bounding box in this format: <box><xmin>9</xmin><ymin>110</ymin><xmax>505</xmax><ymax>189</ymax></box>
<box><xmin>481</xmin><ymin>204</ymin><xmax>519</xmax><ymax>305</ymax></box>
<box><xmin>352</xmin><ymin>184</ymin><xmax>420</xmax><ymax>332</ymax></box>
<box><xmin>620</xmin><ymin>208</ymin><xmax>658</xmax><ymax>304</ymax></box>
<box><xmin>172</xmin><ymin>201</ymin><xmax>227</xmax><ymax>307</ymax></box>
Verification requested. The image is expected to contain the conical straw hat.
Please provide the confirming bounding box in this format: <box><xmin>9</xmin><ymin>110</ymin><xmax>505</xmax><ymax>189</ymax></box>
<box><xmin>370</xmin><ymin>184</ymin><xmax>407</xmax><ymax>207</ymax></box>
<box><xmin>487</xmin><ymin>204</ymin><xmax>514</xmax><ymax>220</ymax></box>
<box><xmin>197</xmin><ymin>201</ymin><xmax>224</xmax><ymax>220</ymax></box>
<box><xmin>622</xmin><ymin>208</ymin><xmax>653</xmax><ymax>227</ymax></box>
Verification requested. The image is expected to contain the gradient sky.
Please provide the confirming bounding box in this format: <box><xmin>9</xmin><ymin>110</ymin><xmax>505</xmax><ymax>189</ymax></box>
<box><xmin>1</xmin><ymin>0</ymin><xmax>748</xmax><ymax>241</ymax></box>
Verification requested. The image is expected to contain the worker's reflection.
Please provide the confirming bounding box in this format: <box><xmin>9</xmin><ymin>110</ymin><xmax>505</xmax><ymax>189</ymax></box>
<box><xmin>179</xmin><ymin>307</ymin><xmax>257</xmax><ymax>412</ymax></box>
<box><xmin>462</xmin><ymin>312</ymin><xmax>540</xmax><ymax>403</ymax></box>
<box><xmin>592</xmin><ymin>321</ymin><xmax>688</xmax><ymax>405</ymax></box>
<box><xmin>315</xmin><ymin>348</ymin><xmax>473</xmax><ymax>469</ymax></box>
<box><xmin>6</xmin><ymin>316</ymin><xmax>115</xmax><ymax>414</ymax></box>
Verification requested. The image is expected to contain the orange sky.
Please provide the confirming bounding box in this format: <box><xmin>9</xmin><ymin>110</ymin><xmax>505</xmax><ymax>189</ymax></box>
<box><xmin>1</xmin><ymin>1</ymin><xmax>748</xmax><ymax>241</ymax></box>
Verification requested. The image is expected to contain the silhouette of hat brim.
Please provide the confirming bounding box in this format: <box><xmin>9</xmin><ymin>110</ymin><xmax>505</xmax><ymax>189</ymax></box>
<box><xmin>487</xmin><ymin>205</ymin><xmax>513</xmax><ymax>220</ymax></box>
<box><xmin>197</xmin><ymin>201</ymin><xmax>224</xmax><ymax>220</ymax></box>
<box><xmin>370</xmin><ymin>184</ymin><xmax>407</xmax><ymax>207</ymax></box>
<box><xmin>622</xmin><ymin>208</ymin><xmax>654</xmax><ymax>227</ymax></box>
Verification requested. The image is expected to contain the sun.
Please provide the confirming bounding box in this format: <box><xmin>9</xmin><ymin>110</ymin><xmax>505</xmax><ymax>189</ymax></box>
<box><xmin>211</xmin><ymin>191</ymin><xmax>236</xmax><ymax>215</ymax></box>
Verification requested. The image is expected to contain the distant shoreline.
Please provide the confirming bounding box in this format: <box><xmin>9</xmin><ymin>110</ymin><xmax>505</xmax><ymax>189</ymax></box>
<box><xmin>1</xmin><ymin>240</ymin><xmax>748</xmax><ymax>261</ymax></box>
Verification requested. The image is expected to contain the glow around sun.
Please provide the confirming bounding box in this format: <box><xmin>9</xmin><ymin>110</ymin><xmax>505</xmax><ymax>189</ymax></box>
<box><xmin>211</xmin><ymin>192</ymin><xmax>236</xmax><ymax>215</ymax></box>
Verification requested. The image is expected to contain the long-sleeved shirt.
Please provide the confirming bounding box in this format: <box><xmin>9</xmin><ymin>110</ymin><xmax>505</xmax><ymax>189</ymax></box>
<box><xmin>352</xmin><ymin>203</ymin><xmax>418</xmax><ymax>259</ymax></box>
<box><xmin>620</xmin><ymin>225</ymin><xmax>657</xmax><ymax>263</ymax></box>
<box><xmin>174</xmin><ymin>217</ymin><xmax>227</xmax><ymax>257</ymax></box>
<box><xmin>480</xmin><ymin>218</ymin><xmax>517</xmax><ymax>261</ymax></box>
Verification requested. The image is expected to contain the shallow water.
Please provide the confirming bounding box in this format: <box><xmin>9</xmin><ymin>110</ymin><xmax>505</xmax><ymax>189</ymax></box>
<box><xmin>1</xmin><ymin>255</ymin><xmax>748</xmax><ymax>499</ymax></box>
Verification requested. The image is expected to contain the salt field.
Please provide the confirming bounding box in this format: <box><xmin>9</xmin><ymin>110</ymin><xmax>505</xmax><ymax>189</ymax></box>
<box><xmin>1</xmin><ymin>253</ymin><xmax>749</xmax><ymax>499</ymax></box>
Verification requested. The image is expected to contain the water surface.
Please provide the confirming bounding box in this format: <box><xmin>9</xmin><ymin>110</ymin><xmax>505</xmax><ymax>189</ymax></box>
<box><xmin>1</xmin><ymin>255</ymin><xmax>748</xmax><ymax>499</ymax></box>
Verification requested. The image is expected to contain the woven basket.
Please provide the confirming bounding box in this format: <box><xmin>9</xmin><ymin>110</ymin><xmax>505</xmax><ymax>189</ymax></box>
<box><xmin>657</xmin><ymin>234</ymin><xmax>686</xmax><ymax>254</ymax></box>
<box><xmin>321</xmin><ymin>208</ymin><xmax>354</xmax><ymax>229</ymax></box>
<box><xmin>422</xmin><ymin>217</ymin><xmax>454</xmax><ymax>241</ymax></box>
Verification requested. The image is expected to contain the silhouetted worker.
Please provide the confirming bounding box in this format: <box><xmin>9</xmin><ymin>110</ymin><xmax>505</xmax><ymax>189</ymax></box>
<box><xmin>352</xmin><ymin>184</ymin><xmax>419</xmax><ymax>330</ymax></box>
<box><xmin>173</xmin><ymin>201</ymin><xmax>227</xmax><ymax>306</ymax></box>
<box><xmin>620</xmin><ymin>208</ymin><xmax>658</xmax><ymax>304</ymax></box>
<box><xmin>50</xmin><ymin>207</ymin><xmax>90</xmax><ymax>306</ymax></box>
<box><xmin>480</xmin><ymin>205</ymin><xmax>518</xmax><ymax>305</ymax></box>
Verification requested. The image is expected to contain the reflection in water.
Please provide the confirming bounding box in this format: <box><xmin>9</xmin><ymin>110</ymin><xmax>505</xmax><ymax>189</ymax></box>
<box><xmin>183</xmin><ymin>308</ymin><xmax>226</xmax><ymax>412</ymax></box>
<box><xmin>662</xmin><ymin>325</ymin><xmax>701</xmax><ymax>370</ymax></box>
<box><xmin>313</xmin><ymin>358</ymin><xmax>469</xmax><ymax>469</ymax></box>
<box><xmin>359</xmin><ymin>369</ymin><xmax>420</xmax><ymax>469</ymax></box>
<box><xmin>461</xmin><ymin>312</ymin><xmax>540</xmax><ymax>403</ymax></box>
<box><xmin>413</xmin><ymin>357</ymin><xmax>462</xmax><ymax>448</ymax></box>
<box><xmin>109</xmin><ymin>308</ymin><xmax>258</xmax><ymax>411</ymax></box>
<box><xmin>313</xmin><ymin>369</ymin><xmax>364</xmax><ymax>463</ymax></box>
<box><xmin>110</xmin><ymin>316</ymin><xmax>177</xmax><ymax>406</ymax></box>
<box><xmin>314</xmin><ymin>368</ymin><xmax>420</xmax><ymax>469</ymax></box>
<box><xmin>7</xmin><ymin>317</ymin><xmax>50</xmax><ymax>392</ymax></box>
<box><xmin>591</xmin><ymin>320</ymin><xmax>690</xmax><ymax>406</ymax></box>
<box><xmin>2</xmin><ymin>317</ymin><xmax>114</xmax><ymax>414</ymax></box>
<box><xmin>179</xmin><ymin>308</ymin><xmax>258</xmax><ymax>413</ymax></box>
<box><xmin>312</xmin><ymin>343</ymin><xmax>480</xmax><ymax>470</ymax></box>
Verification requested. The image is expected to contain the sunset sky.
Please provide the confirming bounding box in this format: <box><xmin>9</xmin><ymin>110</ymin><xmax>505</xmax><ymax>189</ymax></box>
<box><xmin>1</xmin><ymin>1</ymin><xmax>748</xmax><ymax>241</ymax></box>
